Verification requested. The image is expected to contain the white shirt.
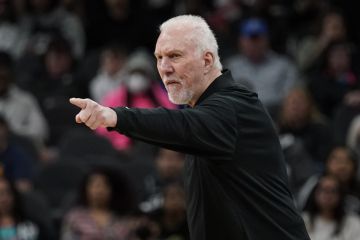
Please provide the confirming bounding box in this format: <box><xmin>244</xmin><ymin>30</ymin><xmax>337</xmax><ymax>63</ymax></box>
<box><xmin>302</xmin><ymin>213</ymin><xmax>360</xmax><ymax>240</ymax></box>
<box><xmin>225</xmin><ymin>51</ymin><xmax>299</xmax><ymax>107</ymax></box>
<box><xmin>0</xmin><ymin>86</ymin><xmax>48</xmax><ymax>144</ymax></box>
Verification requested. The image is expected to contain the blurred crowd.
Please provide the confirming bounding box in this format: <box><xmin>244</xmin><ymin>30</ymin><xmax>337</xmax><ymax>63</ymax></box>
<box><xmin>1</xmin><ymin>0</ymin><xmax>360</xmax><ymax>239</ymax></box>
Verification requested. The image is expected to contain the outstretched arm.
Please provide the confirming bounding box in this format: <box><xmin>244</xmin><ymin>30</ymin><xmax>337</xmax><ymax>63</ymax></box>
<box><xmin>70</xmin><ymin>96</ymin><xmax>238</xmax><ymax>157</ymax></box>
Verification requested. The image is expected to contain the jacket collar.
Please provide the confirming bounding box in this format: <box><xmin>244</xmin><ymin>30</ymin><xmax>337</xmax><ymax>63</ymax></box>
<box><xmin>194</xmin><ymin>69</ymin><xmax>234</xmax><ymax>106</ymax></box>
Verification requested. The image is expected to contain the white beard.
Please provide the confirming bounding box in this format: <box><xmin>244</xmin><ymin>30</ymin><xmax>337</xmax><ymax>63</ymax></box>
<box><xmin>166</xmin><ymin>86</ymin><xmax>194</xmax><ymax>105</ymax></box>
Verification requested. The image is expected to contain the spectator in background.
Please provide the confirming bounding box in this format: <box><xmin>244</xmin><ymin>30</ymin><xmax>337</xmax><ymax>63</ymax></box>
<box><xmin>140</xmin><ymin>149</ymin><xmax>185</xmax><ymax>213</ymax></box>
<box><xmin>277</xmin><ymin>87</ymin><xmax>332</xmax><ymax>166</ymax></box>
<box><xmin>307</xmin><ymin>42</ymin><xmax>360</xmax><ymax>118</ymax></box>
<box><xmin>61</xmin><ymin>167</ymin><xmax>136</xmax><ymax>240</ymax></box>
<box><xmin>97</xmin><ymin>49</ymin><xmax>176</xmax><ymax>151</ymax></box>
<box><xmin>0</xmin><ymin>176</ymin><xmax>39</xmax><ymax>240</ymax></box>
<box><xmin>296</xmin><ymin>10</ymin><xmax>348</xmax><ymax>73</ymax></box>
<box><xmin>21</xmin><ymin>0</ymin><xmax>85</xmax><ymax>58</ymax></box>
<box><xmin>89</xmin><ymin>44</ymin><xmax>128</xmax><ymax>102</ymax></box>
<box><xmin>298</xmin><ymin>146</ymin><xmax>360</xmax><ymax>213</ymax></box>
<box><xmin>225</xmin><ymin>18</ymin><xmax>299</xmax><ymax>117</ymax></box>
<box><xmin>0</xmin><ymin>115</ymin><xmax>33</xmax><ymax>192</ymax></box>
<box><xmin>16</xmin><ymin>36</ymin><xmax>82</xmax><ymax>147</ymax></box>
<box><xmin>0</xmin><ymin>0</ymin><xmax>28</xmax><ymax>59</ymax></box>
<box><xmin>0</xmin><ymin>51</ymin><xmax>48</xmax><ymax>146</ymax></box>
<box><xmin>18</xmin><ymin>36</ymin><xmax>80</xmax><ymax>108</ymax></box>
<box><xmin>302</xmin><ymin>175</ymin><xmax>360</xmax><ymax>240</ymax></box>
<box><xmin>148</xmin><ymin>183</ymin><xmax>189</xmax><ymax>240</ymax></box>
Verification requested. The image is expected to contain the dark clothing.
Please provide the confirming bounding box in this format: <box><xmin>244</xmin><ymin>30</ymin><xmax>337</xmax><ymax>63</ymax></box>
<box><xmin>308</xmin><ymin>69</ymin><xmax>360</xmax><ymax>118</ymax></box>
<box><xmin>0</xmin><ymin>145</ymin><xmax>33</xmax><ymax>181</ymax></box>
<box><xmin>149</xmin><ymin>208</ymin><xmax>190</xmax><ymax>240</ymax></box>
<box><xmin>280</xmin><ymin>121</ymin><xmax>332</xmax><ymax>164</ymax></box>
<box><xmin>110</xmin><ymin>71</ymin><xmax>310</xmax><ymax>240</ymax></box>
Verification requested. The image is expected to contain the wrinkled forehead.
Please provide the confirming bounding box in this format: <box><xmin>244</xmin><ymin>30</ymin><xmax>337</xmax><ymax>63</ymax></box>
<box><xmin>155</xmin><ymin>28</ymin><xmax>197</xmax><ymax>54</ymax></box>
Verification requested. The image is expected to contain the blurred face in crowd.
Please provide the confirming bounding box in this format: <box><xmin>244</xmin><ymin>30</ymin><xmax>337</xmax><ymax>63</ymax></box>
<box><xmin>101</xmin><ymin>50</ymin><xmax>126</xmax><ymax>77</ymax></box>
<box><xmin>280</xmin><ymin>88</ymin><xmax>312</xmax><ymax>129</ymax></box>
<box><xmin>155</xmin><ymin>27</ymin><xmax>206</xmax><ymax>106</ymax></box>
<box><xmin>0</xmin><ymin>66</ymin><xmax>11</xmax><ymax>97</ymax></box>
<box><xmin>45</xmin><ymin>50</ymin><xmax>73</xmax><ymax>78</ymax></box>
<box><xmin>239</xmin><ymin>34</ymin><xmax>268</xmax><ymax>62</ymax></box>
<box><xmin>326</xmin><ymin>147</ymin><xmax>356</xmax><ymax>184</ymax></box>
<box><xmin>0</xmin><ymin>178</ymin><xmax>13</xmax><ymax>216</ymax></box>
<box><xmin>163</xmin><ymin>184</ymin><xmax>186</xmax><ymax>213</ymax></box>
<box><xmin>328</xmin><ymin>45</ymin><xmax>350</xmax><ymax>73</ymax></box>
<box><xmin>105</xmin><ymin>0</ymin><xmax>128</xmax><ymax>19</ymax></box>
<box><xmin>86</xmin><ymin>173</ymin><xmax>112</xmax><ymax>209</ymax></box>
<box><xmin>315</xmin><ymin>176</ymin><xmax>340</xmax><ymax>213</ymax></box>
<box><xmin>321</xmin><ymin>13</ymin><xmax>346</xmax><ymax>40</ymax></box>
<box><xmin>156</xmin><ymin>149</ymin><xmax>184</xmax><ymax>180</ymax></box>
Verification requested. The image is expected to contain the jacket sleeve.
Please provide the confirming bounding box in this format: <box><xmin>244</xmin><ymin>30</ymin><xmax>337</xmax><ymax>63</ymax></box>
<box><xmin>110</xmin><ymin>96</ymin><xmax>238</xmax><ymax>157</ymax></box>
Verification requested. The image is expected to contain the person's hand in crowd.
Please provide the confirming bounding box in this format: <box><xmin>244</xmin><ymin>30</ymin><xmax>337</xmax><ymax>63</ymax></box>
<box><xmin>69</xmin><ymin>98</ymin><xmax>117</xmax><ymax>129</ymax></box>
<box><xmin>344</xmin><ymin>90</ymin><xmax>360</xmax><ymax>107</ymax></box>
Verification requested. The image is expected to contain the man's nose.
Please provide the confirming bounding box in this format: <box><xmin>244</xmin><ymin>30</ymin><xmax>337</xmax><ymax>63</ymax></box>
<box><xmin>159</xmin><ymin>58</ymin><xmax>174</xmax><ymax>74</ymax></box>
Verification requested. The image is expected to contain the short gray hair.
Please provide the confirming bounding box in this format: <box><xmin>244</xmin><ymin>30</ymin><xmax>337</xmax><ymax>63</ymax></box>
<box><xmin>159</xmin><ymin>15</ymin><xmax>222</xmax><ymax>70</ymax></box>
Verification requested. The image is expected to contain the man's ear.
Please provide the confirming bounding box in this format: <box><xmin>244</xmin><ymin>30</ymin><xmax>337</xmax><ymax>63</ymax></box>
<box><xmin>204</xmin><ymin>51</ymin><xmax>214</xmax><ymax>73</ymax></box>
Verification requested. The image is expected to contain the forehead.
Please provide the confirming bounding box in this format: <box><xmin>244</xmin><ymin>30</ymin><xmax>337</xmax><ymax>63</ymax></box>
<box><xmin>155</xmin><ymin>29</ymin><xmax>195</xmax><ymax>54</ymax></box>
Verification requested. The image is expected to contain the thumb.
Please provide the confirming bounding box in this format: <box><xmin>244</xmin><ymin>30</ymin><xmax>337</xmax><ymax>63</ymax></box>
<box><xmin>69</xmin><ymin>98</ymin><xmax>88</xmax><ymax>109</ymax></box>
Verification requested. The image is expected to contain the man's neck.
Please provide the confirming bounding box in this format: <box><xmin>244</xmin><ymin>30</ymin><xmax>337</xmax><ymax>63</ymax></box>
<box><xmin>188</xmin><ymin>68</ymin><xmax>222</xmax><ymax>107</ymax></box>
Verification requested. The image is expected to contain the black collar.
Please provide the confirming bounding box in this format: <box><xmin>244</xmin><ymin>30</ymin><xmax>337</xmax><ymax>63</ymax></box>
<box><xmin>195</xmin><ymin>70</ymin><xmax>234</xmax><ymax>106</ymax></box>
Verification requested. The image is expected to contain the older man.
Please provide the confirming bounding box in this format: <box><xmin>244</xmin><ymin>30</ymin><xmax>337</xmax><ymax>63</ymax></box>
<box><xmin>70</xmin><ymin>15</ymin><xmax>310</xmax><ymax>240</ymax></box>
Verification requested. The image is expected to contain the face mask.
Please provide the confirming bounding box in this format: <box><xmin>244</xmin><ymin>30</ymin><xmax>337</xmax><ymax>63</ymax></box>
<box><xmin>126</xmin><ymin>73</ymin><xmax>150</xmax><ymax>94</ymax></box>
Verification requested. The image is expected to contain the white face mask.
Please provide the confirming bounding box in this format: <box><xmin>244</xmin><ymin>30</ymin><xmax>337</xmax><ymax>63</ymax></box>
<box><xmin>126</xmin><ymin>73</ymin><xmax>150</xmax><ymax>94</ymax></box>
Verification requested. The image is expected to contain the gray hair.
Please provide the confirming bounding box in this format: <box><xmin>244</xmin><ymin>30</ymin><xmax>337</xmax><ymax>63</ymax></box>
<box><xmin>159</xmin><ymin>15</ymin><xmax>222</xmax><ymax>70</ymax></box>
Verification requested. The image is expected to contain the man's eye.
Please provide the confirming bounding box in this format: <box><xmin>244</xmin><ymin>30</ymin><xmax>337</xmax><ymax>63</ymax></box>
<box><xmin>156</xmin><ymin>56</ymin><xmax>162</xmax><ymax>62</ymax></box>
<box><xmin>170</xmin><ymin>54</ymin><xmax>180</xmax><ymax>58</ymax></box>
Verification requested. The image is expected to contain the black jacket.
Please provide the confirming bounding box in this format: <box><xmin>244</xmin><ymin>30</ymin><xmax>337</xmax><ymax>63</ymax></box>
<box><xmin>111</xmin><ymin>70</ymin><xmax>310</xmax><ymax>240</ymax></box>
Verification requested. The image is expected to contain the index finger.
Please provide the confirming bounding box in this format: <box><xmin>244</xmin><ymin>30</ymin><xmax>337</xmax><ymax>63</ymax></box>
<box><xmin>69</xmin><ymin>98</ymin><xmax>88</xmax><ymax>109</ymax></box>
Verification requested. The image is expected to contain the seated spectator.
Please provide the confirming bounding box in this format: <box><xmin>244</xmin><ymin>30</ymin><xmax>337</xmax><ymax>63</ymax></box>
<box><xmin>20</xmin><ymin>0</ymin><xmax>85</xmax><ymax>58</ymax></box>
<box><xmin>97</xmin><ymin>49</ymin><xmax>176</xmax><ymax>151</ymax></box>
<box><xmin>298</xmin><ymin>146</ymin><xmax>360</xmax><ymax>213</ymax></box>
<box><xmin>277</xmin><ymin>87</ymin><xmax>332</xmax><ymax>165</ymax></box>
<box><xmin>61</xmin><ymin>167</ymin><xmax>136</xmax><ymax>240</ymax></box>
<box><xmin>302</xmin><ymin>175</ymin><xmax>360</xmax><ymax>240</ymax></box>
<box><xmin>225</xmin><ymin>18</ymin><xmax>299</xmax><ymax>117</ymax></box>
<box><xmin>0</xmin><ymin>51</ymin><xmax>48</xmax><ymax>146</ymax></box>
<box><xmin>295</xmin><ymin>10</ymin><xmax>348</xmax><ymax>73</ymax></box>
<box><xmin>16</xmin><ymin>37</ymin><xmax>81</xmax><ymax>146</ymax></box>
<box><xmin>0</xmin><ymin>0</ymin><xmax>28</xmax><ymax>59</ymax></box>
<box><xmin>140</xmin><ymin>148</ymin><xmax>185</xmax><ymax>213</ymax></box>
<box><xmin>148</xmin><ymin>183</ymin><xmax>189</xmax><ymax>240</ymax></box>
<box><xmin>0</xmin><ymin>176</ymin><xmax>39</xmax><ymax>240</ymax></box>
<box><xmin>307</xmin><ymin>41</ymin><xmax>360</xmax><ymax>118</ymax></box>
<box><xmin>0</xmin><ymin>115</ymin><xmax>33</xmax><ymax>192</ymax></box>
<box><xmin>89</xmin><ymin>44</ymin><xmax>128</xmax><ymax>102</ymax></box>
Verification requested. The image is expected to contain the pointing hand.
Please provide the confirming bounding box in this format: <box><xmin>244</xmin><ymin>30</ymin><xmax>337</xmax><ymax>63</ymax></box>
<box><xmin>69</xmin><ymin>98</ymin><xmax>117</xmax><ymax>130</ymax></box>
